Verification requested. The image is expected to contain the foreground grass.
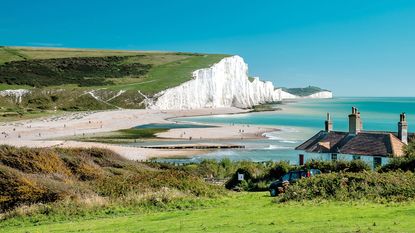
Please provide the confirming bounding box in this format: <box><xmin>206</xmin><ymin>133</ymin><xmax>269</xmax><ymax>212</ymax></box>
<box><xmin>3</xmin><ymin>192</ymin><xmax>415</xmax><ymax>233</ymax></box>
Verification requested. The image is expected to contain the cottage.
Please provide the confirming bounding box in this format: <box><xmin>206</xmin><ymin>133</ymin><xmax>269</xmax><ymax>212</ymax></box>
<box><xmin>296</xmin><ymin>107</ymin><xmax>412</xmax><ymax>160</ymax></box>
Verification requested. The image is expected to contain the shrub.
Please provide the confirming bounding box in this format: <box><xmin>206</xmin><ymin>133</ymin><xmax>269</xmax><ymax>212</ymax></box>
<box><xmin>264</xmin><ymin>161</ymin><xmax>292</xmax><ymax>181</ymax></box>
<box><xmin>225</xmin><ymin>168</ymin><xmax>254</xmax><ymax>190</ymax></box>
<box><xmin>0</xmin><ymin>146</ymin><xmax>225</xmax><ymax>214</ymax></box>
<box><xmin>0</xmin><ymin>165</ymin><xmax>53</xmax><ymax>210</ymax></box>
<box><xmin>303</xmin><ymin>159</ymin><xmax>370</xmax><ymax>173</ymax></box>
<box><xmin>0</xmin><ymin>145</ymin><xmax>72</xmax><ymax>176</ymax></box>
<box><xmin>0</xmin><ymin>55</ymin><xmax>152</xmax><ymax>87</ymax></box>
<box><xmin>379</xmin><ymin>156</ymin><xmax>415</xmax><ymax>173</ymax></box>
<box><xmin>279</xmin><ymin>171</ymin><xmax>415</xmax><ymax>202</ymax></box>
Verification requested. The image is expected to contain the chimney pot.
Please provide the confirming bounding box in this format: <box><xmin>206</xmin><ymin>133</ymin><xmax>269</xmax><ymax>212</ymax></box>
<box><xmin>398</xmin><ymin>113</ymin><xmax>408</xmax><ymax>144</ymax></box>
<box><xmin>349</xmin><ymin>107</ymin><xmax>362</xmax><ymax>134</ymax></box>
<box><xmin>325</xmin><ymin>112</ymin><xmax>333</xmax><ymax>132</ymax></box>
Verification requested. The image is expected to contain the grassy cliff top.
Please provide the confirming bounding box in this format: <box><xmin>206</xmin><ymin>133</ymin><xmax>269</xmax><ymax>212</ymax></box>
<box><xmin>282</xmin><ymin>86</ymin><xmax>330</xmax><ymax>97</ymax></box>
<box><xmin>0</xmin><ymin>46</ymin><xmax>229</xmax><ymax>91</ymax></box>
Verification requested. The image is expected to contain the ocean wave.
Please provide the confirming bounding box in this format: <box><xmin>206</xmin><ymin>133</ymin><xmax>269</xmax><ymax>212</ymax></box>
<box><xmin>263</xmin><ymin>133</ymin><xmax>282</xmax><ymax>140</ymax></box>
<box><xmin>280</xmin><ymin>140</ymin><xmax>298</xmax><ymax>144</ymax></box>
<box><xmin>265</xmin><ymin>145</ymin><xmax>290</xmax><ymax>150</ymax></box>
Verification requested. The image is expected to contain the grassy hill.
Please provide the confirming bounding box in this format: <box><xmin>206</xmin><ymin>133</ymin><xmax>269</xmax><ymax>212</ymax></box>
<box><xmin>0</xmin><ymin>46</ymin><xmax>228</xmax><ymax>117</ymax></box>
<box><xmin>0</xmin><ymin>146</ymin><xmax>224</xmax><ymax>212</ymax></box>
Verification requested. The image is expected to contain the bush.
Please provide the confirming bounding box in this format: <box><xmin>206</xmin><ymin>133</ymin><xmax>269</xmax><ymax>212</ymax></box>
<box><xmin>264</xmin><ymin>161</ymin><xmax>292</xmax><ymax>181</ymax></box>
<box><xmin>0</xmin><ymin>165</ymin><xmax>50</xmax><ymax>210</ymax></box>
<box><xmin>379</xmin><ymin>156</ymin><xmax>415</xmax><ymax>173</ymax></box>
<box><xmin>279</xmin><ymin>171</ymin><xmax>415</xmax><ymax>202</ymax></box>
<box><xmin>303</xmin><ymin>159</ymin><xmax>371</xmax><ymax>173</ymax></box>
<box><xmin>0</xmin><ymin>55</ymin><xmax>152</xmax><ymax>87</ymax></box>
<box><xmin>0</xmin><ymin>146</ymin><xmax>225</xmax><ymax>213</ymax></box>
<box><xmin>0</xmin><ymin>146</ymin><xmax>72</xmax><ymax>176</ymax></box>
<box><xmin>225</xmin><ymin>168</ymin><xmax>254</xmax><ymax>190</ymax></box>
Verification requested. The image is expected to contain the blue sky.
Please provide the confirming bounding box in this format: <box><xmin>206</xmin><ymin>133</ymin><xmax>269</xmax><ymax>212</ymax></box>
<box><xmin>1</xmin><ymin>0</ymin><xmax>415</xmax><ymax>96</ymax></box>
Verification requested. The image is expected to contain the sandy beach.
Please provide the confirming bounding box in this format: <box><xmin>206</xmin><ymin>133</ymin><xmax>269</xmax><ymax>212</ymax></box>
<box><xmin>0</xmin><ymin>108</ymin><xmax>278</xmax><ymax>160</ymax></box>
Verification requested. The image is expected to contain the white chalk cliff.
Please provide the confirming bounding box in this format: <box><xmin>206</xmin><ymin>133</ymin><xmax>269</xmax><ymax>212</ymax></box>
<box><xmin>149</xmin><ymin>56</ymin><xmax>332</xmax><ymax>110</ymax></box>
<box><xmin>303</xmin><ymin>91</ymin><xmax>333</xmax><ymax>99</ymax></box>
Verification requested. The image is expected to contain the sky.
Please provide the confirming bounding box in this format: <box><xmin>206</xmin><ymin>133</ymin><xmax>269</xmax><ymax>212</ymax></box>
<box><xmin>1</xmin><ymin>0</ymin><xmax>415</xmax><ymax>96</ymax></box>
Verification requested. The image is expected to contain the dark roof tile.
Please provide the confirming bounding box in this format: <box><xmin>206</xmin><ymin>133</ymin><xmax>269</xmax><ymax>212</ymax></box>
<box><xmin>296</xmin><ymin>130</ymin><xmax>407</xmax><ymax>157</ymax></box>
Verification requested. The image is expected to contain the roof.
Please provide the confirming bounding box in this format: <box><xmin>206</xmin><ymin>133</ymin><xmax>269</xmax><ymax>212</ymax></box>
<box><xmin>296</xmin><ymin>130</ymin><xmax>408</xmax><ymax>157</ymax></box>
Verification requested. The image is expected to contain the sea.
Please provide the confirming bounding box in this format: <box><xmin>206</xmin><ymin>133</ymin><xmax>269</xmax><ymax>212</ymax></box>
<box><xmin>133</xmin><ymin>97</ymin><xmax>415</xmax><ymax>165</ymax></box>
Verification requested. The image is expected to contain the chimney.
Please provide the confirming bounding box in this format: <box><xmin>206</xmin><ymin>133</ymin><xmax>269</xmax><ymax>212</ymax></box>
<box><xmin>325</xmin><ymin>112</ymin><xmax>333</xmax><ymax>132</ymax></box>
<box><xmin>398</xmin><ymin>113</ymin><xmax>408</xmax><ymax>144</ymax></box>
<box><xmin>349</xmin><ymin>107</ymin><xmax>362</xmax><ymax>134</ymax></box>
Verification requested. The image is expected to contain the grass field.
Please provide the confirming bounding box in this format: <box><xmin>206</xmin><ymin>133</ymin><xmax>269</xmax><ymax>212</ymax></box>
<box><xmin>0</xmin><ymin>46</ymin><xmax>142</xmax><ymax>64</ymax></box>
<box><xmin>2</xmin><ymin>192</ymin><xmax>415</xmax><ymax>233</ymax></box>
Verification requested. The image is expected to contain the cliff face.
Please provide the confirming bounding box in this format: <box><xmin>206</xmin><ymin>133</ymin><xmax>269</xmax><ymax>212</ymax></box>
<box><xmin>303</xmin><ymin>91</ymin><xmax>333</xmax><ymax>99</ymax></box>
<box><xmin>150</xmin><ymin>56</ymin><xmax>332</xmax><ymax>110</ymax></box>
<box><xmin>150</xmin><ymin>56</ymin><xmax>281</xmax><ymax>110</ymax></box>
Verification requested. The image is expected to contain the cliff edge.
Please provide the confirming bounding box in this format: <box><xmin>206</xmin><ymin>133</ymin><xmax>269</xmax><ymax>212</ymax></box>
<box><xmin>149</xmin><ymin>56</ymin><xmax>332</xmax><ymax>110</ymax></box>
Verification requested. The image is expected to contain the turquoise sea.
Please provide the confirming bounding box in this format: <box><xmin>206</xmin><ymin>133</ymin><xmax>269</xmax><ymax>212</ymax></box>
<box><xmin>140</xmin><ymin>97</ymin><xmax>415</xmax><ymax>165</ymax></box>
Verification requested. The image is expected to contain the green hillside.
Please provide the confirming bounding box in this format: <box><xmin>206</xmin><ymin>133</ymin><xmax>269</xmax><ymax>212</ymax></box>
<box><xmin>0</xmin><ymin>46</ymin><xmax>228</xmax><ymax>118</ymax></box>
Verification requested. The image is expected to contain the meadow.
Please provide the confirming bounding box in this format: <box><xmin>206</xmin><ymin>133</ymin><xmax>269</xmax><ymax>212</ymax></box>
<box><xmin>2</xmin><ymin>192</ymin><xmax>415</xmax><ymax>233</ymax></box>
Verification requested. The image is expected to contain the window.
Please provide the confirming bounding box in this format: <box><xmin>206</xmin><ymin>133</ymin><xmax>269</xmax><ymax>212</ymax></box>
<box><xmin>281</xmin><ymin>173</ymin><xmax>290</xmax><ymax>181</ymax></box>
<box><xmin>290</xmin><ymin>172</ymin><xmax>300</xmax><ymax>181</ymax></box>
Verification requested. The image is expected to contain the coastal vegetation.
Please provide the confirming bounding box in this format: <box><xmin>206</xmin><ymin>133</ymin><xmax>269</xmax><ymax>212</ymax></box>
<box><xmin>1</xmin><ymin>143</ymin><xmax>415</xmax><ymax>232</ymax></box>
<box><xmin>0</xmin><ymin>55</ymin><xmax>152</xmax><ymax>87</ymax></box>
<box><xmin>282</xmin><ymin>86</ymin><xmax>328</xmax><ymax>97</ymax></box>
<box><xmin>251</xmin><ymin>102</ymin><xmax>282</xmax><ymax>112</ymax></box>
<box><xmin>0</xmin><ymin>145</ymin><xmax>224</xmax><ymax>212</ymax></box>
<box><xmin>72</xmin><ymin>128</ymin><xmax>169</xmax><ymax>143</ymax></box>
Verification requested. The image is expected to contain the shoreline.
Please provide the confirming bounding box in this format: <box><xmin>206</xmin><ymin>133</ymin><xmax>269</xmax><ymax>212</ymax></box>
<box><xmin>0</xmin><ymin>108</ymin><xmax>280</xmax><ymax>161</ymax></box>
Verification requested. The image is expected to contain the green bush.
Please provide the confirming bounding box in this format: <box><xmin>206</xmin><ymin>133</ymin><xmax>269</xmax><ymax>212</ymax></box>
<box><xmin>379</xmin><ymin>156</ymin><xmax>415</xmax><ymax>173</ymax></box>
<box><xmin>225</xmin><ymin>168</ymin><xmax>254</xmax><ymax>190</ymax></box>
<box><xmin>304</xmin><ymin>159</ymin><xmax>370</xmax><ymax>173</ymax></box>
<box><xmin>279</xmin><ymin>171</ymin><xmax>415</xmax><ymax>202</ymax></box>
<box><xmin>0</xmin><ymin>146</ymin><xmax>225</xmax><ymax>213</ymax></box>
<box><xmin>264</xmin><ymin>161</ymin><xmax>292</xmax><ymax>181</ymax></box>
<box><xmin>0</xmin><ymin>55</ymin><xmax>152</xmax><ymax>87</ymax></box>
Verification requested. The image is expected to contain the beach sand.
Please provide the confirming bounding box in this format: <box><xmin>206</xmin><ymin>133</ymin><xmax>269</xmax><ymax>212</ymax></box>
<box><xmin>0</xmin><ymin>108</ymin><xmax>278</xmax><ymax>160</ymax></box>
